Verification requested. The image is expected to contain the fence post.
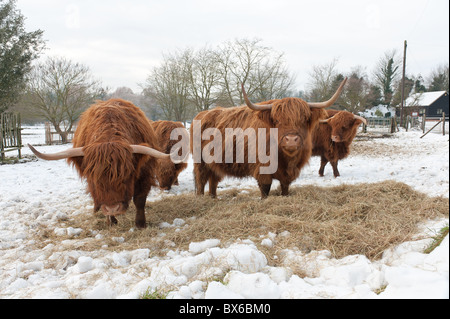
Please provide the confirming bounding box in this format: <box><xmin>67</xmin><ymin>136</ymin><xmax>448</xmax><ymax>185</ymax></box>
<box><xmin>422</xmin><ymin>113</ymin><xmax>426</xmax><ymax>133</ymax></box>
<box><xmin>390</xmin><ymin>117</ymin><xmax>397</xmax><ymax>134</ymax></box>
<box><xmin>17</xmin><ymin>113</ymin><xmax>22</xmax><ymax>159</ymax></box>
<box><xmin>420</xmin><ymin>119</ymin><xmax>443</xmax><ymax>138</ymax></box>
<box><xmin>45</xmin><ymin>122</ymin><xmax>51</xmax><ymax>145</ymax></box>
<box><xmin>443</xmin><ymin>112</ymin><xmax>446</xmax><ymax>136</ymax></box>
<box><xmin>0</xmin><ymin>113</ymin><xmax>4</xmax><ymax>162</ymax></box>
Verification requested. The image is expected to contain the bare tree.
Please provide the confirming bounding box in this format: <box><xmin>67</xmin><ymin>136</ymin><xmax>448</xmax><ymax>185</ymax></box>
<box><xmin>307</xmin><ymin>58</ymin><xmax>340</xmax><ymax>102</ymax></box>
<box><xmin>24</xmin><ymin>56</ymin><xmax>102</xmax><ymax>143</ymax></box>
<box><xmin>216</xmin><ymin>38</ymin><xmax>295</xmax><ymax>105</ymax></box>
<box><xmin>145</xmin><ymin>50</ymin><xmax>192</xmax><ymax>123</ymax></box>
<box><xmin>144</xmin><ymin>38</ymin><xmax>295</xmax><ymax>120</ymax></box>
<box><xmin>108</xmin><ymin>86</ymin><xmax>136</xmax><ymax>101</ymax></box>
<box><xmin>340</xmin><ymin>66</ymin><xmax>371</xmax><ymax>113</ymax></box>
<box><xmin>106</xmin><ymin>86</ymin><xmax>157</xmax><ymax>119</ymax></box>
<box><xmin>187</xmin><ymin>47</ymin><xmax>222</xmax><ymax>113</ymax></box>
<box><xmin>251</xmin><ymin>53</ymin><xmax>296</xmax><ymax>101</ymax></box>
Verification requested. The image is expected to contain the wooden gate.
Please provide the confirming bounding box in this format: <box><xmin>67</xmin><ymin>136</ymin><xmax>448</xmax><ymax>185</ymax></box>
<box><xmin>1</xmin><ymin>113</ymin><xmax>23</xmax><ymax>162</ymax></box>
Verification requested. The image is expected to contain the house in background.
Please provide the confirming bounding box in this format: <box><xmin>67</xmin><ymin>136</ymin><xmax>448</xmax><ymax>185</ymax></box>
<box><xmin>360</xmin><ymin>104</ymin><xmax>396</xmax><ymax>118</ymax></box>
<box><xmin>404</xmin><ymin>91</ymin><xmax>449</xmax><ymax>119</ymax></box>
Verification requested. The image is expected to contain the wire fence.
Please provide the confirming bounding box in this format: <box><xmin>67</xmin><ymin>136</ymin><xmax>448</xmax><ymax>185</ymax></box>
<box><xmin>361</xmin><ymin>117</ymin><xmax>396</xmax><ymax>134</ymax></box>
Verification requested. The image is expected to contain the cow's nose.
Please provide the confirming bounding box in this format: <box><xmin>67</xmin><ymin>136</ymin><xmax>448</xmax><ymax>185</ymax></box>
<box><xmin>103</xmin><ymin>204</ymin><xmax>120</xmax><ymax>215</ymax></box>
<box><xmin>331</xmin><ymin>135</ymin><xmax>342</xmax><ymax>142</ymax></box>
<box><xmin>283</xmin><ymin>135</ymin><xmax>301</xmax><ymax>147</ymax></box>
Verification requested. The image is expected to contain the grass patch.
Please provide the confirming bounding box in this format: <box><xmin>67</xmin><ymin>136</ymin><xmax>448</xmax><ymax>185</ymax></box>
<box><xmin>141</xmin><ymin>288</ymin><xmax>168</xmax><ymax>299</ymax></box>
<box><xmin>38</xmin><ymin>181</ymin><xmax>449</xmax><ymax>262</ymax></box>
<box><xmin>424</xmin><ymin>225</ymin><xmax>449</xmax><ymax>254</ymax></box>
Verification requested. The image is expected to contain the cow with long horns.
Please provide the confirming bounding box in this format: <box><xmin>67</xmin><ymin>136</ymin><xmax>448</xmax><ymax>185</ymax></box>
<box><xmin>28</xmin><ymin>99</ymin><xmax>182</xmax><ymax>229</ymax></box>
<box><xmin>190</xmin><ymin>78</ymin><xmax>348</xmax><ymax>199</ymax></box>
<box><xmin>312</xmin><ymin>109</ymin><xmax>367</xmax><ymax>178</ymax></box>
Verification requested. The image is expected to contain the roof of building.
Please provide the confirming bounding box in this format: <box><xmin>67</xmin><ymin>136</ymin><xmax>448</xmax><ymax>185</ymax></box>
<box><xmin>405</xmin><ymin>91</ymin><xmax>448</xmax><ymax>107</ymax></box>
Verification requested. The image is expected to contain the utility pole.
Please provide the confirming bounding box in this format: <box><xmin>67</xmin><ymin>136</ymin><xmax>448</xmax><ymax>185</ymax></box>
<box><xmin>400</xmin><ymin>40</ymin><xmax>407</xmax><ymax>127</ymax></box>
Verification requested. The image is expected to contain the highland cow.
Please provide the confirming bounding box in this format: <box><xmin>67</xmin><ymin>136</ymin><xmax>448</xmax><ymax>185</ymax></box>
<box><xmin>28</xmin><ymin>99</ymin><xmax>181</xmax><ymax>229</ymax></box>
<box><xmin>151</xmin><ymin>120</ymin><xmax>189</xmax><ymax>190</ymax></box>
<box><xmin>312</xmin><ymin>109</ymin><xmax>367</xmax><ymax>177</ymax></box>
<box><xmin>190</xmin><ymin>79</ymin><xmax>348</xmax><ymax>199</ymax></box>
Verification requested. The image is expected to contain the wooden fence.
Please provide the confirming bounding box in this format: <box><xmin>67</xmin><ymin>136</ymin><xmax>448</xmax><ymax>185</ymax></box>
<box><xmin>1</xmin><ymin>113</ymin><xmax>22</xmax><ymax>162</ymax></box>
<box><xmin>420</xmin><ymin>112</ymin><xmax>447</xmax><ymax>138</ymax></box>
<box><xmin>45</xmin><ymin>122</ymin><xmax>75</xmax><ymax>145</ymax></box>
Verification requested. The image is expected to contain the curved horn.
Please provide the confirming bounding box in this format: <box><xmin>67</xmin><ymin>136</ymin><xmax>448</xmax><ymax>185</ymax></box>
<box><xmin>308</xmin><ymin>77</ymin><xmax>348</xmax><ymax>109</ymax></box>
<box><xmin>131</xmin><ymin>145</ymin><xmax>170</xmax><ymax>159</ymax></box>
<box><xmin>354</xmin><ymin>114</ymin><xmax>368</xmax><ymax>125</ymax></box>
<box><xmin>241</xmin><ymin>84</ymin><xmax>273</xmax><ymax>111</ymax></box>
<box><xmin>131</xmin><ymin>145</ymin><xmax>188</xmax><ymax>164</ymax></box>
<box><xmin>28</xmin><ymin>144</ymin><xmax>84</xmax><ymax>160</ymax></box>
<box><xmin>319</xmin><ymin>114</ymin><xmax>337</xmax><ymax>123</ymax></box>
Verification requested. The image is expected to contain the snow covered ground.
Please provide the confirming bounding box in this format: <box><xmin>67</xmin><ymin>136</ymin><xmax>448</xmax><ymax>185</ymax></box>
<box><xmin>0</xmin><ymin>125</ymin><xmax>448</xmax><ymax>299</ymax></box>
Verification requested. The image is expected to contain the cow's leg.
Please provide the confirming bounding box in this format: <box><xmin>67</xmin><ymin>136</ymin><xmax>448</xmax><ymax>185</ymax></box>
<box><xmin>330</xmin><ymin>160</ymin><xmax>340</xmax><ymax>178</ymax></box>
<box><xmin>257</xmin><ymin>175</ymin><xmax>272</xmax><ymax>199</ymax></box>
<box><xmin>133</xmin><ymin>194</ymin><xmax>147</xmax><ymax>229</ymax></box>
<box><xmin>208</xmin><ymin>173</ymin><xmax>222</xmax><ymax>198</ymax></box>
<box><xmin>280</xmin><ymin>182</ymin><xmax>290</xmax><ymax>196</ymax></box>
<box><xmin>194</xmin><ymin>163</ymin><xmax>208</xmax><ymax>195</ymax></box>
<box><xmin>258</xmin><ymin>183</ymin><xmax>271</xmax><ymax>199</ymax></box>
<box><xmin>133</xmin><ymin>169</ymin><xmax>153</xmax><ymax>229</ymax></box>
<box><xmin>319</xmin><ymin>156</ymin><xmax>328</xmax><ymax>177</ymax></box>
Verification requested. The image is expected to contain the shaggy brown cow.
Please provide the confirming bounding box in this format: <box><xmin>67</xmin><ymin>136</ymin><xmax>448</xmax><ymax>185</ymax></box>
<box><xmin>191</xmin><ymin>78</ymin><xmax>347</xmax><ymax>199</ymax></box>
<box><xmin>28</xmin><ymin>98</ymin><xmax>178</xmax><ymax>229</ymax></box>
<box><xmin>312</xmin><ymin>109</ymin><xmax>367</xmax><ymax>177</ymax></box>
<box><xmin>151</xmin><ymin>120</ymin><xmax>189</xmax><ymax>190</ymax></box>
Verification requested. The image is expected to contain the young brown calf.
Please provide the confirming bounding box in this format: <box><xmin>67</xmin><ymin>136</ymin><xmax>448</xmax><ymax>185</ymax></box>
<box><xmin>312</xmin><ymin>109</ymin><xmax>367</xmax><ymax>177</ymax></box>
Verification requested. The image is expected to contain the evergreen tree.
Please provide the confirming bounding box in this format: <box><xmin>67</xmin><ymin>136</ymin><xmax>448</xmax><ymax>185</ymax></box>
<box><xmin>0</xmin><ymin>0</ymin><xmax>45</xmax><ymax>113</ymax></box>
<box><xmin>373</xmin><ymin>50</ymin><xmax>400</xmax><ymax>106</ymax></box>
<box><xmin>366</xmin><ymin>84</ymin><xmax>383</xmax><ymax>107</ymax></box>
<box><xmin>428</xmin><ymin>64</ymin><xmax>449</xmax><ymax>92</ymax></box>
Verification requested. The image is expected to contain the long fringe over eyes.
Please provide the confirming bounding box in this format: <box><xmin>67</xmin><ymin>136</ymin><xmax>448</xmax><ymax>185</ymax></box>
<box><xmin>81</xmin><ymin>142</ymin><xmax>136</xmax><ymax>188</ymax></box>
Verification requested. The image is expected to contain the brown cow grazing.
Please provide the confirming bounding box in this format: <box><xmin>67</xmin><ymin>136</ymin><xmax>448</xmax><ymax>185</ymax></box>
<box><xmin>28</xmin><ymin>99</ymin><xmax>180</xmax><ymax>229</ymax></box>
<box><xmin>191</xmin><ymin>78</ymin><xmax>347</xmax><ymax>199</ymax></box>
<box><xmin>312</xmin><ymin>109</ymin><xmax>367</xmax><ymax>178</ymax></box>
<box><xmin>151</xmin><ymin>120</ymin><xmax>189</xmax><ymax>190</ymax></box>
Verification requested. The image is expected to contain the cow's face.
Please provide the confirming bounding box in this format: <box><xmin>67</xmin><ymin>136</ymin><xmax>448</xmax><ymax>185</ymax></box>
<box><xmin>241</xmin><ymin>78</ymin><xmax>348</xmax><ymax>157</ymax></box>
<box><xmin>270</xmin><ymin>98</ymin><xmax>322</xmax><ymax>157</ymax></box>
<box><xmin>156</xmin><ymin>159</ymin><xmax>179</xmax><ymax>190</ymax></box>
<box><xmin>326</xmin><ymin>112</ymin><xmax>363</xmax><ymax>143</ymax></box>
<box><xmin>82</xmin><ymin>142</ymin><xmax>137</xmax><ymax>216</ymax></box>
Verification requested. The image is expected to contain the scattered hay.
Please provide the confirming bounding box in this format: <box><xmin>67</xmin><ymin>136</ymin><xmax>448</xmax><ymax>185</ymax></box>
<box><xmin>38</xmin><ymin>181</ymin><xmax>448</xmax><ymax>262</ymax></box>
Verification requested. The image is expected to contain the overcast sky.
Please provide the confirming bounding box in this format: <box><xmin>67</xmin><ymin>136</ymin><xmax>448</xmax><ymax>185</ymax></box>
<box><xmin>16</xmin><ymin>0</ymin><xmax>449</xmax><ymax>94</ymax></box>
